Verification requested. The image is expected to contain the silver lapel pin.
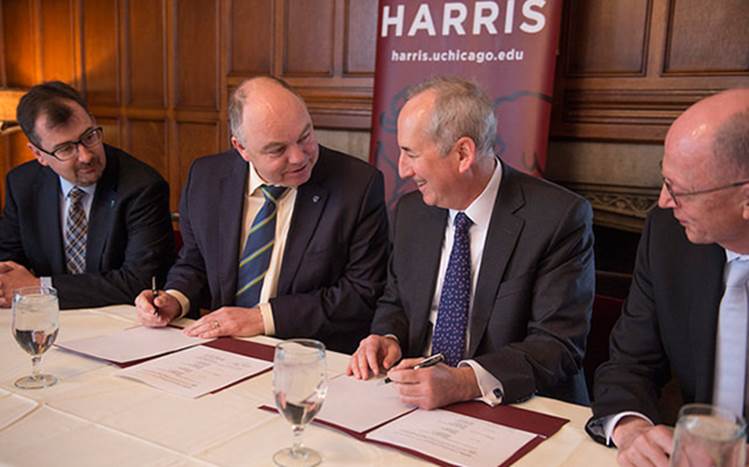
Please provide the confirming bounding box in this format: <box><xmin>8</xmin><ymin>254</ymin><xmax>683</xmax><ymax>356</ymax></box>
<box><xmin>312</xmin><ymin>195</ymin><xmax>320</xmax><ymax>203</ymax></box>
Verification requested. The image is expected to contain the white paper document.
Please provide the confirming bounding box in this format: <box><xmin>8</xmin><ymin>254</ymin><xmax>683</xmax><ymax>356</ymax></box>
<box><xmin>116</xmin><ymin>345</ymin><xmax>272</xmax><ymax>398</ymax></box>
<box><xmin>366</xmin><ymin>408</ymin><xmax>537</xmax><ymax>467</ymax></box>
<box><xmin>55</xmin><ymin>326</ymin><xmax>212</xmax><ymax>363</ymax></box>
<box><xmin>315</xmin><ymin>375</ymin><xmax>415</xmax><ymax>433</ymax></box>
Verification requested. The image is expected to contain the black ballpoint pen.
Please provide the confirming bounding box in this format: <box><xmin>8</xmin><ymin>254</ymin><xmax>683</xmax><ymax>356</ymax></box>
<box><xmin>151</xmin><ymin>276</ymin><xmax>160</xmax><ymax>316</ymax></box>
<box><xmin>382</xmin><ymin>353</ymin><xmax>445</xmax><ymax>384</ymax></box>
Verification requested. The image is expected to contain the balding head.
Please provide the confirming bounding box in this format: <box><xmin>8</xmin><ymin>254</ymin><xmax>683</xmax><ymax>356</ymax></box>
<box><xmin>659</xmin><ymin>89</ymin><xmax>749</xmax><ymax>251</ymax></box>
<box><xmin>228</xmin><ymin>77</ymin><xmax>319</xmax><ymax>187</ymax></box>
<box><xmin>666</xmin><ymin>89</ymin><xmax>749</xmax><ymax>182</ymax></box>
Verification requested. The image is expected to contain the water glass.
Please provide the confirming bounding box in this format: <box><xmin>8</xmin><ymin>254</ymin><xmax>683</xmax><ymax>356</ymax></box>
<box><xmin>272</xmin><ymin>339</ymin><xmax>327</xmax><ymax>467</ymax></box>
<box><xmin>670</xmin><ymin>403</ymin><xmax>746</xmax><ymax>467</ymax></box>
<box><xmin>11</xmin><ymin>286</ymin><xmax>60</xmax><ymax>389</ymax></box>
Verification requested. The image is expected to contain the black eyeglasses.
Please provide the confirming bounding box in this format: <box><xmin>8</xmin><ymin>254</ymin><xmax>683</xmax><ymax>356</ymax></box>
<box><xmin>33</xmin><ymin>127</ymin><xmax>104</xmax><ymax>161</ymax></box>
<box><xmin>662</xmin><ymin>177</ymin><xmax>749</xmax><ymax>207</ymax></box>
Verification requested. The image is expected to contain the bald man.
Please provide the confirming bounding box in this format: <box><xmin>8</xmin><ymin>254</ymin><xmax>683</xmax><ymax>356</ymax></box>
<box><xmin>134</xmin><ymin>77</ymin><xmax>389</xmax><ymax>353</ymax></box>
<box><xmin>587</xmin><ymin>89</ymin><xmax>749</xmax><ymax>466</ymax></box>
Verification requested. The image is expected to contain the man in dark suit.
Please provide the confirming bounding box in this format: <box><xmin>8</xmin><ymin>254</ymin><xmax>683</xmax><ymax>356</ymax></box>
<box><xmin>587</xmin><ymin>89</ymin><xmax>749</xmax><ymax>466</ymax></box>
<box><xmin>135</xmin><ymin>77</ymin><xmax>389</xmax><ymax>353</ymax></box>
<box><xmin>347</xmin><ymin>77</ymin><xmax>594</xmax><ymax>409</ymax></box>
<box><xmin>0</xmin><ymin>81</ymin><xmax>174</xmax><ymax>309</ymax></box>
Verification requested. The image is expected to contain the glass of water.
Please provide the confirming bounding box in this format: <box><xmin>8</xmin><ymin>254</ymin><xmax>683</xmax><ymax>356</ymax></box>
<box><xmin>670</xmin><ymin>403</ymin><xmax>746</xmax><ymax>467</ymax></box>
<box><xmin>11</xmin><ymin>286</ymin><xmax>60</xmax><ymax>389</ymax></box>
<box><xmin>272</xmin><ymin>339</ymin><xmax>327</xmax><ymax>467</ymax></box>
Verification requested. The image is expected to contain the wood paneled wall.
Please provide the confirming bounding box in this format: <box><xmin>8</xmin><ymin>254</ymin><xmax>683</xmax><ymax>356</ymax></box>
<box><xmin>1</xmin><ymin>0</ymin><xmax>747</xmax><ymax>225</ymax></box>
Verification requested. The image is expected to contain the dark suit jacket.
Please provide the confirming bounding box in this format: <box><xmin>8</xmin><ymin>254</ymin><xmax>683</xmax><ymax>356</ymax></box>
<box><xmin>165</xmin><ymin>146</ymin><xmax>389</xmax><ymax>353</ymax></box>
<box><xmin>370</xmin><ymin>162</ymin><xmax>595</xmax><ymax>404</ymax></box>
<box><xmin>588</xmin><ymin>207</ymin><xmax>725</xmax><ymax>441</ymax></box>
<box><xmin>0</xmin><ymin>144</ymin><xmax>175</xmax><ymax>309</ymax></box>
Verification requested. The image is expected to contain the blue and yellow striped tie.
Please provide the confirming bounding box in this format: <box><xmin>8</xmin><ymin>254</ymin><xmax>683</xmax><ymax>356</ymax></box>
<box><xmin>235</xmin><ymin>185</ymin><xmax>287</xmax><ymax>308</ymax></box>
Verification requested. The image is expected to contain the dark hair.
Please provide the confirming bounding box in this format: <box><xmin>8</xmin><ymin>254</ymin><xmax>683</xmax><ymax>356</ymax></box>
<box><xmin>228</xmin><ymin>76</ymin><xmax>302</xmax><ymax>145</ymax></box>
<box><xmin>16</xmin><ymin>81</ymin><xmax>89</xmax><ymax>146</ymax></box>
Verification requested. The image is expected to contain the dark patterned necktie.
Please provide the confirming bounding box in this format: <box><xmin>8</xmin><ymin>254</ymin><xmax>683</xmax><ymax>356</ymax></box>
<box><xmin>64</xmin><ymin>187</ymin><xmax>88</xmax><ymax>274</ymax></box>
<box><xmin>432</xmin><ymin>212</ymin><xmax>473</xmax><ymax>367</ymax></box>
<box><xmin>235</xmin><ymin>185</ymin><xmax>287</xmax><ymax>308</ymax></box>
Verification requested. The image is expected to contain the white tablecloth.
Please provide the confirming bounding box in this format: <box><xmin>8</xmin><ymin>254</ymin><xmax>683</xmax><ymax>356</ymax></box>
<box><xmin>0</xmin><ymin>305</ymin><xmax>616</xmax><ymax>466</ymax></box>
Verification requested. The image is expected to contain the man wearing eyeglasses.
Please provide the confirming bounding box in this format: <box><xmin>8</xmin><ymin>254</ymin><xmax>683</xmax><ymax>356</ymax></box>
<box><xmin>586</xmin><ymin>88</ymin><xmax>749</xmax><ymax>466</ymax></box>
<box><xmin>0</xmin><ymin>81</ymin><xmax>174</xmax><ymax>309</ymax></box>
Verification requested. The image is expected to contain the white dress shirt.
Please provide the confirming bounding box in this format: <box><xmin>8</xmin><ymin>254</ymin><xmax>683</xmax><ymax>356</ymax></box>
<box><xmin>424</xmin><ymin>159</ymin><xmax>505</xmax><ymax>406</ymax></box>
<box><xmin>169</xmin><ymin>162</ymin><xmax>297</xmax><ymax>333</ymax></box>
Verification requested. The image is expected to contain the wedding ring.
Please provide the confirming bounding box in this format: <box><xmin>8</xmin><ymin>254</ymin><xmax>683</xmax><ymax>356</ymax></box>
<box><xmin>212</xmin><ymin>320</ymin><xmax>220</xmax><ymax>330</ymax></box>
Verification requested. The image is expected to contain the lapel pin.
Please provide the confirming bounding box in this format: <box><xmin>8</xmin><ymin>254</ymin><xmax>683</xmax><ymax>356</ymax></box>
<box><xmin>110</xmin><ymin>200</ymin><xmax>116</xmax><ymax>208</ymax></box>
<box><xmin>312</xmin><ymin>195</ymin><xmax>320</xmax><ymax>203</ymax></box>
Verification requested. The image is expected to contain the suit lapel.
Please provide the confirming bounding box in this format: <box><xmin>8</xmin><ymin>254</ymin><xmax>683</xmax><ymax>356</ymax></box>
<box><xmin>410</xmin><ymin>204</ymin><xmax>447</xmax><ymax>354</ymax></box>
<box><xmin>87</xmin><ymin>147</ymin><xmax>118</xmax><ymax>272</ymax></box>
<box><xmin>218</xmin><ymin>153</ymin><xmax>247</xmax><ymax>303</ymax></box>
<box><xmin>687</xmin><ymin>244</ymin><xmax>725</xmax><ymax>400</ymax></box>
<box><xmin>35</xmin><ymin>170</ymin><xmax>65</xmax><ymax>273</ymax></box>
<box><xmin>277</xmin><ymin>181</ymin><xmax>328</xmax><ymax>293</ymax></box>
<box><xmin>468</xmin><ymin>164</ymin><xmax>525</xmax><ymax>357</ymax></box>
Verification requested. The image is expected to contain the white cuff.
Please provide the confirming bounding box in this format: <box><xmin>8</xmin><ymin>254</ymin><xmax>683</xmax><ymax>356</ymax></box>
<box><xmin>165</xmin><ymin>289</ymin><xmax>190</xmax><ymax>319</ymax></box>
<box><xmin>259</xmin><ymin>302</ymin><xmax>274</xmax><ymax>335</ymax></box>
<box><xmin>603</xmin><ymin>411</ymin><xmax>654</xmax><ymax>446</ymax></box>
<box><xmin>40</xmin><ymin>277</ymin><xmax>53</xmax><ymax>289</ymax></box>
<box><xmin>459</xmin><ymin>359</ymin><xmax>503</xmax><ymax>406</ymax></box>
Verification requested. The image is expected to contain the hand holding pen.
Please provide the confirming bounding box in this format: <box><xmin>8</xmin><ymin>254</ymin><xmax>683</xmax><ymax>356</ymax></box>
<box><xmin>383</xmin><ymin>353</ymin><xmax>445</xmax><ymax>384</ymax></box>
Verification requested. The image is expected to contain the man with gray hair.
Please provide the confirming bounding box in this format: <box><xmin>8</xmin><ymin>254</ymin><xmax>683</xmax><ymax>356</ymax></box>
<box><xmin>135</xmin><ymin>76</ymin><xmax>389</xmax><ymax>353</ymax></box>
<box><xmin>348</xmin><ymin>77</ymin><xmax>594</xmax><ymax>408</ymax></box>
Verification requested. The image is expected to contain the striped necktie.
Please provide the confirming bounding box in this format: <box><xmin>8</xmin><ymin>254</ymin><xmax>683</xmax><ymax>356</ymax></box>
<box><xmin>64</xmin><ymin>187</ymin><xmax>88</xmax><ymax>274</ymax></box>
<box><xmin>235</xmin><ymin>185</ymin><xmax>287</xmax><ymax>308</ymax></box>
<box><xmin>432</xmin><ymin>212</ymin><xmax>473</xmax><ymax>367</ymax></box>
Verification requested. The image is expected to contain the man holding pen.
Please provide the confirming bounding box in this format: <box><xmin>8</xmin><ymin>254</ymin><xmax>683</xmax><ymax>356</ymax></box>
<box><xmin>347</xmin><ymin>77</ymin><xmax>594</xmax><ymax>410</ymax></box>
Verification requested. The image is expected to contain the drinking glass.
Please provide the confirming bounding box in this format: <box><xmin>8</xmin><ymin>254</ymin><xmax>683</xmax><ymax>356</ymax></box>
<box><xmin>670</xmin><ymin>403</ymin><xmax>746</xmax><ymax>467</ymax></box>
<box><xmin>11</xmin><ymin>286</ymin><xmax>60</xmax><ymax>389</ymax></box>
<box><xmin>272</xmin><ymin>339</ymin><xmax>327</xmax><ymax>467</ymax></box>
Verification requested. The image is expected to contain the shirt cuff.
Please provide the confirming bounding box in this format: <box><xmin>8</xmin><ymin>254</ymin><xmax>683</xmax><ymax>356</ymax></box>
<box><xmin>259</xmin><ymin>302</ymin><xmax>274</xmax><ymax>335</ymax></box>
<box><xmin>40</xmin><ymin>277</ymin><xmax>52</xmax><ymax>289</ymax></box>
<box><xmin>459</xmin><ymin>359</ymin><xmax>504</xmax><ymax>406</ymax></box>
<box><xmin>165</xmin><ymin>289</ymin><xmax>190</xmax><ymax>320</ymax></box>
<box><xmin>603</xmin><ymin>412</ymin><xmax>654</xmax><ymax>446</ymax></box>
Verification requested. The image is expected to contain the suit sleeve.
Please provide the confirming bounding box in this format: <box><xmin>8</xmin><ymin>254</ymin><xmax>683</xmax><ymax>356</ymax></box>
<box><xmin>0</xmin><ymin>175</ymin><xmax>28</xmax><ymax>264</ymax></box>
<box><xmin>369</xmin><ymin>199</ymin><xmax>413</xmax><ymax>346</ymax></box>
<box><xmin>589</xmin><ymin>212</ymin><xmax>670</xmax><ymax>429</ymax></box>
<box><xmin>163</xmin><ymin>162</ymin><xmax>209</xmax><ymax>311</ymax></box>
<box><xmin>51</xmin><ymin>178</ymin><xmax>175</xmax><ymax>309</ymax></box>
<box><xmin>473</xmin><ymin>198</ymin><xmax>595</xmax><ymax>403</ymax></box>
<box><xmin>269</xmin><ymin>170</ymin><xmax>389</xmax><ymax>350</ymax></box>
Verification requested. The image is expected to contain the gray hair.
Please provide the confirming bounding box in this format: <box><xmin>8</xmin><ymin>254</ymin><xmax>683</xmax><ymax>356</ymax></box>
<box><xmin>405</xmin><ymin>77</ymin><xmax>496</xmax><ymax>157</ymax></box>
<box><xmin>228</xmin><ymin>76</ymin><xmax>301</xmax><ymax>145</ymax></box>
<box><xmin>713</xmin><ymin>108</ymin><xmax>749</xmax><ymax>177</ymax></box>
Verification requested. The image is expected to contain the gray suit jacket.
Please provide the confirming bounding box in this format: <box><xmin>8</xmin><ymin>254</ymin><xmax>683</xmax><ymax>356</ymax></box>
<box><xmin>371</xmin><ymin>161</ymin><xmax>595</xmax><ymax>404</ymax></box>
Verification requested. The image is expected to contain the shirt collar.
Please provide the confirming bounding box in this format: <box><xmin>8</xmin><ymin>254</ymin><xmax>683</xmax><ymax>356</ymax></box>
<box><xmin>247</xmin><ymin>162</ymin><xmax>291</xmax><ymax>197</ymax></box>
<box><xmin>448</xmin><ymin>158</ymin><xmax>502</xmax><ymax>228</ymax></box>
<box><xmin>59</xmin><ymin>176</ymin><xmax>96</xmax><ymax>199</ymax></box>
<box><xmin>725</xmin><ymin>249</ymin><xmax>749</xmax><ymax>263</ymax></box>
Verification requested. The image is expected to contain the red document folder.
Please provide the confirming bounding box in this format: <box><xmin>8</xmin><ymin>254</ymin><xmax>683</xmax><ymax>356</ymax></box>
<box><xmin>262</xmin><ymin>399</ymin><xmax>567</xmax><ymax>466</ymax></box>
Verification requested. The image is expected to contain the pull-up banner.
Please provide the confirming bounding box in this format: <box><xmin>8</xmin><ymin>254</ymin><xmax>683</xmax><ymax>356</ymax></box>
<box><xmin>369</xmin><ymin>0</ymin><xmax>563</xmax><ymax>210</ymax></box>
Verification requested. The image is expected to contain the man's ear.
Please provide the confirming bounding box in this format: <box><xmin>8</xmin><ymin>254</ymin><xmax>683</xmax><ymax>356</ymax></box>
<box><xmin>741</xmin><ymin>183</ymin><xmax>749</xmax><ymax>221</ymax></box>
<box><xmin>231</xmin><ymin>136</ymin><xmax>251</xmax><ymax>163</ymax></box>
<box><xmin>28</xmin><ymin>142</ymin><xmax>49</xmax><ymax>167</ymax></box>
<box><xmin>455</xmin><ymin>136</ymin><xmax>477</xmax><ymax>174</ymax></box>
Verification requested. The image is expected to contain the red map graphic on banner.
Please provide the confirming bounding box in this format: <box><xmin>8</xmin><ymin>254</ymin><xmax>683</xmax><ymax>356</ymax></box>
<box><xmin>369</xmin><ymin>0</ymin><xmax>563</xmax><ymax>211</ymax></box>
